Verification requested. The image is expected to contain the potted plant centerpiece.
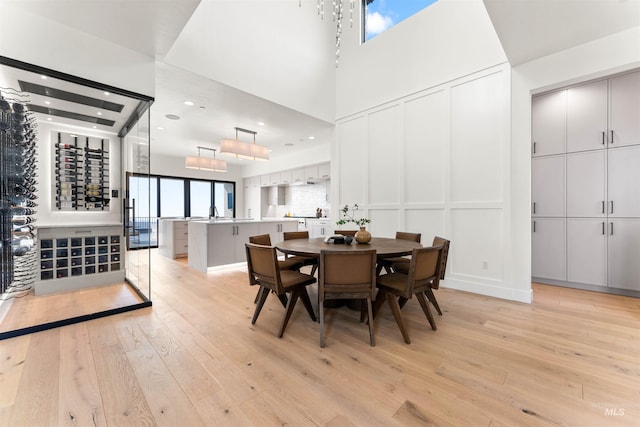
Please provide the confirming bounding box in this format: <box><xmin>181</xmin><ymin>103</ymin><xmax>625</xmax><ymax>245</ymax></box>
<box><xmin>336</xmin><ymin>204</ymin><xmax>372</xmax><ymax>244</ymax></box>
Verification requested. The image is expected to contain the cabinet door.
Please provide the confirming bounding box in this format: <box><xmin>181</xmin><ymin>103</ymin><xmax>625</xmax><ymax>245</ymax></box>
<box><xmin>235</xmin><ymin>223</ymin><xmax>259</xmax><ymax>261</ymax></box>
<box><xmin>532</xmin><ymin>90</ymin><xmax>566</xmax><ymax>157</ymax></box>
<box><xmin>304</xmin><ymin>165</ymin><xmax>319</xmax><ymax>181</ymax></box>
<box><xmin>258</xmin><ymin>222</ymin><xmax>281</xmax><ymax>245</ymax></box>
<box><xmin>609</xmin><ymin>71</ymin><xmax>640</xmax><ymax>148</ymax></box>
<box><xmin>260</xmin><ymin>175</ymin><xmax>270</xmax><ymax>187</ymax></box>
<box><xmin>567</xmin><ymin>80</ymin><xmax>608</xmax><ymax>153</ymax></box>
<box><xmin>532</xmin><ymin>218</ymin><xmax>566</xmax><ymax>281</ymax></box>
<box><xmin>207</xmin><ymin>225</ymin><xmax>236</xmax><ymax>267</ymax></box>
<box><xmin>567</xmin><ymin>219</ymin><xmax>607</xmax><ymax>286</ymax></box>
<box><xmin>532</xmin><ymin>155</ymin><xmax>565</xmax><ymax>217</ymax></box>
<box><xmin>566</xmin><ymin>150</ymin><xmax>606</xmax><ymax>217</ymax></box>
<box><xmin>608</xmin><ymin>219</ymin><xmax>640</xmax><ymax>291</ymax></box>
<box><xmin>291</xmin><ymin>168</ymin><xmax>305</xmax><ymax>184</ymax></box>
<box><xmin>280</xmin><ymin>171</ymin><xmax>292</xmax><ymax>185</ymax></box>
<box><xmin>607</xmin><ymin>145</ymin><xmax>640</xmax><ymax>217</ymax></box>
<box><xmin>269</xmin><ymin>173</ymin><xmax>280</xmax><ymax>186</ymax></box>
<box><xmin>318</xmin><ymin>163</ymin><xmax>330</xmax><ymax>179</ymax></box>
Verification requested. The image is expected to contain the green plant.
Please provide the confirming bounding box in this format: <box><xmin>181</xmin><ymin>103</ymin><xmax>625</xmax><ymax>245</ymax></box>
<box><xmin>336</xmin><ymin>204</ymin><xmax>371</xmax><ymax>228</ymax></box>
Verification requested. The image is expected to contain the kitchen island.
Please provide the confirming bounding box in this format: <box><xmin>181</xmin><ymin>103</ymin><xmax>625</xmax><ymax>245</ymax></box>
<box><xmin>188</xmin><ymin>218</ymin><xmax>298</xmax><ymax>272</ymax></box>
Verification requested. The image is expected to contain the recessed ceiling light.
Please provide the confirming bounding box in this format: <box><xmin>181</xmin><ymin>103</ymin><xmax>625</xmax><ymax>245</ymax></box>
<box><xmin>97</xmin><ymin>112</ymin><xmax>102</xmax><ymax>116</ymax></box>
<box><xmin>258</xmin><ymin>122</ymin><xmax>265</xmax><ymax>126</ymax></box>
<box><xmin>184</xmin><ymin>101</ymin><xmax>194</xmax><ymax>106</ymax></box>
<box><xmin>45</xmin><ymin>100</ymin><xmax>50</xmax><ymax>105</ymax></box>
<box><xmin>165</xmin><ymin>114</ymin><xmax>180</xmax><ymax>120</ymax></box>
<box><xmin>47</xmin><ymin>117</ymin><xmax>52</xmax><ymax>121</ymax></box>
<box><xmin>93</xmin><ymin>126</ymin><xmax>97</xmax><ymax>129</ymax></box>
<box><xmin>308</xmin><ymin>136</ymin><xmax>315</xmax><ymax>140</ymax></box>
<box><xmin>156</xmin><ymin>126</ymin><xmax>165</xmax><ymax>130</ymax></box>
<box><xmin>40</xmin><ymin>75</ymin><xmax>47</xmax><ymax>80</ymax></box>
<box><xmin>104</xmin><ymin>91</ymin><xmax>110</xmax><ymax>96</ymax></box>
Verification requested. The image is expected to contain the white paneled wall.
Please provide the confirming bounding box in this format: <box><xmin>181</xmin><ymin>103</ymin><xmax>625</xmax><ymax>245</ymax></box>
<box><xmin>335</xmin><ymin>64</ymin><xmax>514</xmax><ymax>300</ymax></box>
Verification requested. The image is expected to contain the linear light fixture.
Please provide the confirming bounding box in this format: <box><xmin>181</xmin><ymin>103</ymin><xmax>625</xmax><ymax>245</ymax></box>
<box><xmin>220</xmin><ymin>127</ymin><xmax>269</xmax><ymax>161</ymax></box>
<box><xmin>185</xmin><ymin>147</ymin><xmax>227</xmax><ymax>172</ymax></box>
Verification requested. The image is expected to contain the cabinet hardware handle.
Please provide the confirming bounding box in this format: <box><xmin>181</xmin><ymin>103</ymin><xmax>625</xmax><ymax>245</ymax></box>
<box><xmin>533</xmin><ymin>221</ymin><xmax>536</xmax><ymax>233</ymax></box>
<box><xmin>533</xmin><ymin>142</ymin><xmax>536</xmax><ymax>154</ymax></box>
<box><xmin>610</xmin><ymin>130</ymin><xmax>614</xmax><ymax>144</ymax></box>
<box><xmin>610</xmin><ymin>222</ymin><xmax>614</xmax><ymax>236</ymax></box>
<box><xmin>601</xmin><ymin>201</ymin><xmax>605</xmax><ymax>214</ymax></box>
<box><xmin>532</xmin><ymin>202</ymin><xmax>536</xmax><ymax>214</ymax></box>
<box><xmin>602</xmin><ymin>222</ymin><xmax>605</xmax><ymax>235</ymax></box>
<box><xmin>602</xmin><ymin>131</ymin><xmax>605</xmax><ymax>145</ymax></box>
<box><xmin>610</xmin><ymin>200</ymin><xmax>614</xmax><ymax>214</ymax></box>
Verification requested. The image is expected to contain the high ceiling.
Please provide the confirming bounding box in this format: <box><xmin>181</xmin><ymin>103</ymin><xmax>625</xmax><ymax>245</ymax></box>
<box><xmin>2</xmin><ymin>0</ymin><xmax>638</xmax><ymax>167</ymax></box>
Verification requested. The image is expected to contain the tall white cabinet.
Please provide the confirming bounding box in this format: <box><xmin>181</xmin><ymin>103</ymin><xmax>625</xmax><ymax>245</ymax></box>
<box><xmin>532</xmin><ymin>70</ymin><xmax>640</xmax><ymax>293</ymax></box>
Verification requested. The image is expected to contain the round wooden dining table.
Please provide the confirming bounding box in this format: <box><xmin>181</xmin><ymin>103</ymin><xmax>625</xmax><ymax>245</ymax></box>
<box><xmin>276</xmin><ymin>237</ymin><xmax>422</xmax><ymax>258</ymax></box>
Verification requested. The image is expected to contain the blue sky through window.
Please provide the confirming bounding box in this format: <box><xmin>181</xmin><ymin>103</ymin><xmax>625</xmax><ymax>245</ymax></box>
<box><xmin>364</xmin><ymin>0</ymin><xmax>439</xmax><ymax>41</ymax></box>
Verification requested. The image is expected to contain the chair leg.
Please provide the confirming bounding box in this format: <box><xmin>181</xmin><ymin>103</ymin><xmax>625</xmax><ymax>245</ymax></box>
<box><xmin>278</xmin><ymin>289</ymin><xmax>300</xmax><ymax>338</ymax></box>
<box><xmin>319</xmin><ymin>297</ymin><xmax>325</xmax><ymax>348</ymax></box>
<box><xmin>386</xmin><ymin>292</ymin><xmax>410</xmax><ymax>344</ymax></box>
<box><xmin>252</xmin><ymin>287</ymin><xmax>269</xmax><ymax>324</ymax></box>
<box><xmin>310</xmin><ymin>264</ymin><xmax>318</xmax><ymax>276</ymax></box>
<box><xmin>425</xmin><ymin>288</ymin><xmax>442</xmax><ymax>315</ymax></box>
<box><xmin>299</xmin><ymin>287</ymin><xmax>317</xmax><ymax>321</ymax></box>
<box><xmin>366</xmin><ymin>297</ymin><xmax>375</xmax><ymax>347</ymax></box>
<box><xmin>253</xmin><ymin>287</ymin><xmax>260</xmax><ymax>303</ymax></box>
<box><xmin>372</xmin><ymin>288</ymin><xmax>387</xmax><ymax>319</ymax></box>
<box><xmin>359</xmin><ymin>299</ymin><xmax>366</xmax><ymax>323</ymax></box>
<box><xmin>416</xmin><ymin>292</ymin><xmax>437</xmax><ymax>331</ymax></box>
<box><xmin>276</xmin><ymin>293</ymin><xmax>288</xmax><ymax>308</ymax></box>
<box><xmin>398</xmin><ymin>297</ymin><xmax>409</xmax><ymax>309</ymax></box>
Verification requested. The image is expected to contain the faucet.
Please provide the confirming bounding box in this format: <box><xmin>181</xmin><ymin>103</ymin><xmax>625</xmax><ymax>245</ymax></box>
<box><xmin>209</xmin><ymin>206</ymin><xmax>220</xmax><ymax>219</ymax></box>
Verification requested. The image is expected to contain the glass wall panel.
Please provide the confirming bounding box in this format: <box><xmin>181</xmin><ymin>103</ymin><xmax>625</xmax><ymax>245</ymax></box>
<box><xmin>160</xmin><ymin>178</ymin><xmax>185</xmax><ymax>217</ymax></box>
<box><xmin>190</xmin><ymin>180</ymin><xmax>212</xmax><ymax>217</ymax></box>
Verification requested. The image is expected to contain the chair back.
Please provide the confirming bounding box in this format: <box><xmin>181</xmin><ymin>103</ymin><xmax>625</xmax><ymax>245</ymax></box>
<box><xmin>283</xmin><ymin>231</ymin><xmax>309</xmax><ymax>240</ymax></box>
<box><xmin>432</xmin><ymin>236</ymin><xmax>450</xmax><ymax>285</ymax></box>
<box><xmin>319</xmin><ymin>250</ymin><xmax>377</xmax><ymax>300</ymax></box>
<box><xmin>245</xmin><ymin>243</ymin><xmax>283</xmax><ymax>294</ymax></box>
<box><xmin>406</xmin><ymin>246</ymin><xmax>443</xmax><ymax>294</ymax></box>
<box><xmin>395</xmin><ymin>231</ymin><xmax>421</xmax><ymax>243</ymax></box>
<box><xmin>249</xmin><ymin>234</ymin><xmax>272</xmax><ymax>245</ymax></box>
<box><xmin>334</xmin><ymin>230</ymin><xmax>357</xmax><ymax>236</ymax></box>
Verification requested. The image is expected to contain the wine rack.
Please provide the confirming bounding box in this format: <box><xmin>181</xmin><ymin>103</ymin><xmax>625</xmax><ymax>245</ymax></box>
<box><xmin>36</xmin><ymin>225</ymin><xmax>124</xmax><ymax>295</ymax></box>
<box><xmin>54</xmin><ymin>132</ymin><xmax>110</xmax><ymax>211</ymax></box>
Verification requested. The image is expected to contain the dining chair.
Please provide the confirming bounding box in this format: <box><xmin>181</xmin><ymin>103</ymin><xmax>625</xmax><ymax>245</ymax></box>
<box><xmin>376</xmin><ymin>231</ymin><xmax>422</xmax><ymax>275</ymax></box>
<box><xmin>394</xmin><ymin>236</ymin><xmax>450</xmax><ymax>316</ymax></box>
<box><xmin>319</xmin><ymin>249</ymin><xmax>377</xmax><ymax>347</ymax></box>
<box><xmin>374</xmin><ymin>245</ymin><xmax>443</xmax><ymax>344</ymax></box>
<box><xmin>334</xmin><ymin>229</ymin><xmax>357</xmax><ymax>236</ymax></box>
<box><xmin>249</xmin><ymin>234</ymin><xmax>305</xmax><ymax>303</ymax></box>
<box><xmin>245</xmin><ymin>242</ymin><xmax>317</xmax><ymax>338</ymax></box>
<box><xmin>283</xmin><ymin>231</ymin><xmax>319</xmax><ymax>276</ymax></box>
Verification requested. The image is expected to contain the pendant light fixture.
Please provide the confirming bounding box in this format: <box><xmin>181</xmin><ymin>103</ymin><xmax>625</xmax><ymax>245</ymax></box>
<box><xmin>220</xmin><ymin>127</ymin><xmax>269</xmax><ymax>161</ymax></box>
<box><xmin>185</xmin><ymin>147</ymin><xmax>227</xmax><ymax>172</ymax></box>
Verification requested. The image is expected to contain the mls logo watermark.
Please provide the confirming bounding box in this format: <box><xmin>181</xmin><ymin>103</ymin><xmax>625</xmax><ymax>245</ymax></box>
<box><xmin>604</xmin><ymin>408</ymin><xmax>625</xmax><ymax>416</ymax></box>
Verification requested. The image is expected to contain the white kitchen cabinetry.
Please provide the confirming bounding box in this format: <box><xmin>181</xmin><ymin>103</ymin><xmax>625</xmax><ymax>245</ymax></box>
<box><xmin>304</xmin><ymin>165</ymin><xmax>319</xmax><ymax>182</ymax></box>
<box><xmin>158</xmin><ymin>219</ymin><xmax>189</xmax><ymax>259</ymax></box>
<box><xmin>532</xmin><ymin>218</ymin><xmax>566</xmax><ymax>281</ymax></box>
<box><xmin>608</xmin><ymin>219</ymin><xmax>640</xmax><ymax>291</ymax></box>
<box><xmin>566</xmin><ymin>151</ymin><xmax>606</xmax><ymax>217</ymax></box>
<box><xmin>291</xmin><ymin>168</ymin><xmax>305</xmax><ymax>184</ymax></box>
<box><xmin>258</xmin><ymin>221</ymin><xmax>297</xmax><ymax>245</ymax></box>
<box><xmin>260</xmin><ymin>175</ymin><xmax>270</xmax><ymax>187</ymax></box>
<box><xmin>609</xmin><ymin>71</ymin><xmax>640</xmax><ymax>148</ymax></box>
<box><xmin>567</xmin><ymin>79</ymin><xmax>608</xmax><ymax>153</ymax></box>
<box><xmin>189</xmin><ymin>221</ymin><xmax>259</xmax><ymax>270</ymax></box>
<box><xmin>567</xmin><ymin>219</ymin><xmax>607</xmax><ymax>286</ymax></box>
<box><xmin>268</xmin><ymin>173</ymin><xmax>280</xmax><ymax>186</ymax></box>
<box><xmin>243</xmin><ymin>176</ymin><xmax>260</xmax><ymax>219</ymax></box>
<box><xmin>532</xmin><ymin>155</ymin><xmax>565</xmax><ymax>217</ymax></box>
<box><xmin>532</xmin><ymin>90</ymin><xmax>566</xmax><ymax>157</ymax></box>
<box><xmin>307</xmin><ymin>218</ymin><xmax>331</xmax><ymax>238</ymax></box>
<box><xmin>607</xmin><ymin>145</ymin><xmax>640</xmax><ymax>218</ymax></box>
<box><xmin>279</xmin><ymin>170</ymin><xmax>292</xmax><ymax>185</ymax></box>
<box><xmin>318</xmin><ymin>163</ymin><xmax>330</xmax><ymax>179</ymax></box>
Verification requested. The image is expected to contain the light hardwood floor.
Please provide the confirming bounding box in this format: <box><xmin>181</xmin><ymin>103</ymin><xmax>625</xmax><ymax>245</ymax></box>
<box><xmin>0</xmin><ymin>250</ymin><xmax>638</xmax><ymax>426</ymax></box>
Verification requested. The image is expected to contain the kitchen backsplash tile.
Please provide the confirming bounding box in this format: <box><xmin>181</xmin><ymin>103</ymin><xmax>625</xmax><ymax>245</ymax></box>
<box><xmin>290</xmin><ymin>181</ymin><xmax>330</xmax><ymax>217</ymax></box>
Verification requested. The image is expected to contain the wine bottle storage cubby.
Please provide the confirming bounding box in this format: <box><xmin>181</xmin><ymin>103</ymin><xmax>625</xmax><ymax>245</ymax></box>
<box><xmin>54</xmin><ymin>132</ymin><xmax>110</xmax><ymax>211</ymax></box>
<box><xmin>36</xmin><ymin>225</ymin><xmax>124</xmax><ymax>295</ymax></box>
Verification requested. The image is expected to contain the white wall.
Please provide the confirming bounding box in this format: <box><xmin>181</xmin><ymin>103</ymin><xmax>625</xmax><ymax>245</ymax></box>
<box><xmin>0</xmin><ymin>2</ymin><xmax>155</xmax><ymax>97</ymax></box>
<box><xmin>336</xmin><ymin>0</ymin><xmax>507</xmax><ymax>118</ymax></box>
<box><xmin>510</xmin><ymin>27</ymin><xmax>640</xmax><ymax>297</ymax></box>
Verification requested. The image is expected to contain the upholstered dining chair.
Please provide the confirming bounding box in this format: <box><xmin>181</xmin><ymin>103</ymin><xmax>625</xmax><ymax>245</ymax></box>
<box><xmin>394</xmin><ymin>236</ymin><xmax>450</xmax><ymax>317</ymax></box>
<box><xmin>249</xmin><ymin>234</ymin><xmax>305</xmax><ymax>303</ymax></box>
<box><xmin>376</xmin><ymin>231</ymin><xmax>422</xmax><ymax>275</ymax></box>
<box><xmin>283</xmin><ymin>231</ymin><xmax>319</xmax><ymax>276</ymax></box>
<box><xmin>245</xmin><ymin>242</ymin><xmax>317</xmax><ymax>338</ymax></box>
<box><xmin>374</xmin><ymin>245</ymin><xmax>443</xmax><ymax>344</ymax></box>
<box><xmin>319</xmin><ymin>249</ymin><xmax>377</xmax><ymax>347</ymax></box>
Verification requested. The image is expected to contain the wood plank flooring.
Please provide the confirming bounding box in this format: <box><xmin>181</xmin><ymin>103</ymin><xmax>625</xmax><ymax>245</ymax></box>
<box><xmin>0</xmin><ymin>249</ymin><xmax>638</xmax><ymax>426</ymax></box>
